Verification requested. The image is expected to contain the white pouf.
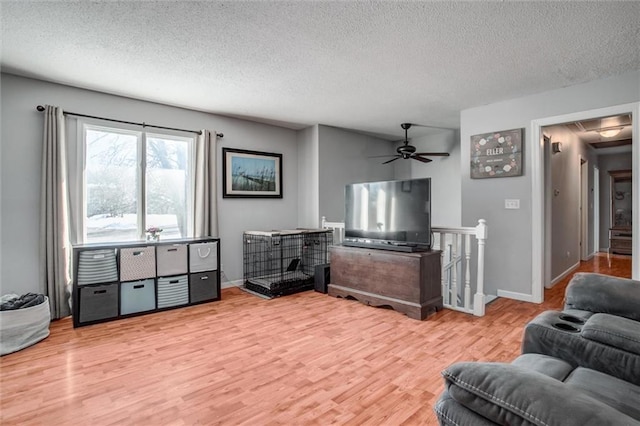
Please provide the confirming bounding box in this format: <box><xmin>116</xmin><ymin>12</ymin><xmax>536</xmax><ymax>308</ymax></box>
<box><xmin>0</xmin><ymin>296</ymin><xmax>51</xmax><ymax>356</ymax></box>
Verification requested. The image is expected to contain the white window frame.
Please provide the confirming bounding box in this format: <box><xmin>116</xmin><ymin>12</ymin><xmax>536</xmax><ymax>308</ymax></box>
<box><xmin>75</xmin><ymin>119</ymin><xmax>196</xmax><ymax>243</ymax></box>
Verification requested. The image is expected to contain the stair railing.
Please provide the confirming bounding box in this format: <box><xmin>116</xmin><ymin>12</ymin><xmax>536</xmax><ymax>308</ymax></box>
<box><xmin>432</xmin><ymin>219</ymin><xmax>487</xmax><ymax>316</ymax></box>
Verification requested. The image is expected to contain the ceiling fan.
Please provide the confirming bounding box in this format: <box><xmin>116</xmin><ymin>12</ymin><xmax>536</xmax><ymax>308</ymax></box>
<box><xmin>374</xmin><ymin>123</ymin><xmax>450</xmax><ymax>164</ymax></box>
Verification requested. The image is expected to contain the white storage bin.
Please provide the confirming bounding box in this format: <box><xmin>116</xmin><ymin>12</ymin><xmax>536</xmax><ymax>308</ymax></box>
<box><xmin>120</xmin><ymin>246</ymin><xmax>156</xmax><ymax>281</ymax></box>
<box><xmin>189</xmin><ymin>242</ymin><xmax>218</xmax><ymax>273</ymax></box>
<box><xmin>0</xmin><ymin>297</ymin><xmax>50</xmax><ymax>356</ymax></box>
<box><xmin>120</xmin><ymin>279</ymin><xmax>156</xmax><ymax>315</ymax></box>
<box><xmin>157</xmin><ymin>275</ymin><xmax>189</xmax><ymax>308</ymax></box>
<box><xmin>77</xmin><ymin>249</ymin><xmax>118</xmax><ymax>285</ymax></box>
<box><xmin>156</xmin><ymin>244</ymin><xmax>188</xmax><ymax>277</ymax></box>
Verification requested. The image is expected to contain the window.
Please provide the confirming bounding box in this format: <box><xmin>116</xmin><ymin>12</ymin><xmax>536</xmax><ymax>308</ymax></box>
<box><xmin>82</xmin><ymin>123</ymin><xmax>194</xmax><ymax>243</ymax></box>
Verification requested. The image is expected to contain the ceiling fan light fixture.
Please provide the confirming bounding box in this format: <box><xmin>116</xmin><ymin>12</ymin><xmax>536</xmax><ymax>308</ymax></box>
<box><xmin>598</xmin><ymin>128</ymin><xmax>622</xmax><ymax>138</ymax></box>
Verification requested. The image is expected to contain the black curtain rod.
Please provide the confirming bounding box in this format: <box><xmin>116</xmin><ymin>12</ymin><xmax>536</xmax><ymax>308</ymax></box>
<box><xmin>36</xmin><ymin>105</ymin><xmax>223</xmax><ymax>138</ymax></box>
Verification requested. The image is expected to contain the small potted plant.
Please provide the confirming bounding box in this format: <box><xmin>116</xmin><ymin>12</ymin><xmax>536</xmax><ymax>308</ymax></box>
<box><xmin>145</xmin><ymin>226</ymin><xmax>163</xmax><ymax>242</ymax></box>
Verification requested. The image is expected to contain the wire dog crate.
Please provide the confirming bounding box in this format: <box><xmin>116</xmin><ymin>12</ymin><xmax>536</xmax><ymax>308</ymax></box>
<box><xmin>243</xmin><ymin>229</ymin><xmax>333</xmax><ymax>298</ymax></box>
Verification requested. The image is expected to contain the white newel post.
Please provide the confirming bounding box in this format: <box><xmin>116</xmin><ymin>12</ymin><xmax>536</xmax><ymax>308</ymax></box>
<box><xmin>473</xmin><ymin>219</ymin><xmax>488</xmax><ymax>317</ymax></box>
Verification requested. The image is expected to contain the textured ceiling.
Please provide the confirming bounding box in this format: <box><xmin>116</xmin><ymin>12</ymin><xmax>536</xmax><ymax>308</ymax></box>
<box><xmin>1</xmin><ymin>1</ymin><xmax>639</xmax><ymax>139</ymax></box>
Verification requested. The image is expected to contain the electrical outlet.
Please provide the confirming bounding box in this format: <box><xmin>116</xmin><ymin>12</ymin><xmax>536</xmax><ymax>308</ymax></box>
<box><xmin>505</xmin><ymin>199</ymin><xmax>520</xmax><ymax>209</ymax></box>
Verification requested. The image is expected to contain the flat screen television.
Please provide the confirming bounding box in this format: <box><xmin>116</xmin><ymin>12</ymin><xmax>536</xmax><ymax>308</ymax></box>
<box><xmin>343</xmin><ymin>178</ymin><xmax>431</xmax><ymax>252</ymax></box>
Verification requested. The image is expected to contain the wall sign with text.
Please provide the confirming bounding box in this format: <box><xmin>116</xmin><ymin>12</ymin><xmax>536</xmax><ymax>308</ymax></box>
<box><xmin>470</xmin><ymin>128</ymin><xmax>523</xmax><ymax>179</ymax></box>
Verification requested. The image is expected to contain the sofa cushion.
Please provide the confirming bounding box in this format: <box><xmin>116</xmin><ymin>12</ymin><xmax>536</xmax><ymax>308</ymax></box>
<box><xmin>511</xmin><ymin>353</ymin><xmax>574</xmax><ymax>381</ymax></box>
<box><xmin>433</xmin><ymin>390</ymin><xmax>497</xmax><ymax>426</ymax></box>
<box><xmin>565</xmin><ymin>367</ymin><xmax>640</xmax><ymax>420</ymax></box>
<box><xmin>582</xmin><ymin>313</ymin><xmax>640</xmax><ymax>356</ymax></box>
<box><xmin>442</xmin><ymin>362</ymin><xmax>640</xmax><ymax>426</ymax></box>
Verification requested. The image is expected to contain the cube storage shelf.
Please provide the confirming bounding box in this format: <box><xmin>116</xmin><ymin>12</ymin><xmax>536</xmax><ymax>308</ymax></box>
<box><xmin>72</xmin><ymin>237</ymin><xmax>220</xmax><ymax>328</ymax></box>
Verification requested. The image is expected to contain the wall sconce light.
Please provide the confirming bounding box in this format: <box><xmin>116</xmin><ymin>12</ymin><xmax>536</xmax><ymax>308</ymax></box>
<box><xmin>552</xmin><ymin>142</ymin><xmax>562</xmax><ymax>153</ymax></box>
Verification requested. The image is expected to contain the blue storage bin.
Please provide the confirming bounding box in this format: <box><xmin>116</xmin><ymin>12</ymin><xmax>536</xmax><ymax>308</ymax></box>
<box><xmin>120</xmin><ymin>279</ymin><xmax>156</xmax><ymax>315</ymax></box>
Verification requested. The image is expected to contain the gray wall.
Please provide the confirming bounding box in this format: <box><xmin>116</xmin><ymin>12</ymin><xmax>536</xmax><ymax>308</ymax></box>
<box><xmin>545</xmin><ymin>125</ymin><xmax>597</xmax><ymax>281</ymax></box>
<box><xmin>598</xmin><ymin>153</ymin><xmax>633</xmax><ymax>249</ymax></box>
<box><xmin>1</xmin><ymin>73</ymin><xmax>299</xmax><ymax>293</ymax></box>
<box><xmin>317</xmin><ymin>125</ymin><xmax>394</xmax><ymax>222</ymax></box>
<box><xmin>296</xmin><ymin>125</ymin><xmax>319</xmax><ymax>228</ymax></box>
<box><xmin>407</xmin><ymin>130</ymin><xmax>461</xmax><ymax>227</ymax></box>
<box><xmin>315</xmin><ymin>126</ymin><xmax>462</xmax><ymax>228</ymax></box>
<box><xmin>460</xmin><ymin>70</ymin><xmax>639</xmax><ymax>298</ymax></box>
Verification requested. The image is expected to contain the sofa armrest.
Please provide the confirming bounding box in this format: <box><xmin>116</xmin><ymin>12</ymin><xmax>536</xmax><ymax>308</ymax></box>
<box><xmin>564</xmin><ymin>273</ymin><xmax>640</xmax><ymax>321</ymax></box>
<box><xmin>441</xmin><ymin>362</ymin><xmax>640</xmax><ymax>426</ymax></box>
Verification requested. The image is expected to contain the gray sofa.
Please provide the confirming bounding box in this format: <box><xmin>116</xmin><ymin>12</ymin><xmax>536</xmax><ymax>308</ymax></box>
<box><xmin>434</xmin><ymin>273</ymin><xmax>640</xmax><ymax>425</ymax></box>
<box><xmin>435</xmin><ymin>353</ymin><xmax>640</xmax><ymax>426</ymax></box>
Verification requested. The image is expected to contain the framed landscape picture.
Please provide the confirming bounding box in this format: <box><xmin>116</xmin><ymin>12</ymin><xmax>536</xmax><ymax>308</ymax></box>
<box><xmin>222</xmin><ymin>148</ymin><xmax>283</xmax><ymax>198</ymax></box>
<box><xmin>470</xmin><ymin>128</ymin><xmax>523</xmax><ymax>178</ymax></box>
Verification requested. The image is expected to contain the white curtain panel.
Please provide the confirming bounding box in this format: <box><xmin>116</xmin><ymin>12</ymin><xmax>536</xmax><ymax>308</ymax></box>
<box><xmin>193</xmin><ymin>130</ymin><xmax>219</xmax><ymax>237</ymax></box>
<box><xmin>40</xmin><ymin>105</ymin><xmax>72</xmax><ymax>319</ymax></box>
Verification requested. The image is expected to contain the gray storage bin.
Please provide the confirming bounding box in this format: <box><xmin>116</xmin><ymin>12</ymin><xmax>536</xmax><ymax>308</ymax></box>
<box><xmin>189</xmin><ymin>271</ymin><xmax>219</xmax><ymax>303</ymax></box>
<box><xmin>189</xmin><ymin>242</ymin><xmax>218</xmax><ymax>273</ymax></box>
<box><xmin>120</xmin><ymin>279</ymin><xmax>156</xmax><ymax>315</ymax></box>
<box><xmin>157</xmin><ymin>244</ymin><xmax>188</xmax><ymax>277</ymax></box>
<box><xmin>77</xmin><ymin>249</ymin><xmax>118</xmax><ymax>285</ymax></box>
<box><xmin>157</xmin><ymin>275</ymin><xmax>189</xmax><ymax>308</ymax></box>
<box><xmin>120</xmin><ymin>246</ymin><xmax>156</xmax><ymax>281</ymax></box>
<box><xmin>79</xmin><ymin>283</ymin><xmax>119</xmax><ymax>323</ymax></box>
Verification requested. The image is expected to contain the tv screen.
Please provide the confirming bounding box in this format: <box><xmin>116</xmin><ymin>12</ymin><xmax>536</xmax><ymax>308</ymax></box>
<box><xmin>344</xmin><ymin>178</ymin><xmax>431</xmax><ymax>251</ymax></box>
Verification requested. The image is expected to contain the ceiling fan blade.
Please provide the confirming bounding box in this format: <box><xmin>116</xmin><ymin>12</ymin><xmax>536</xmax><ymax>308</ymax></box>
<box><xmin>382</xmin><ymin>156</ymin><xmax>401</xmax><ymax>164</ymax></box>
<box><xmin>408</xmin><ymin>123</ymin><xmax>457</xmax><ymax>131</ymax></box>
<box><xmin>368</xmin><ymin>154</ymin><xmax>399</xmax><ymax>158</ymax></box>
<box><xmin>413</xmin><ymin>152</ymin><xmax>450</xmax><ymax>157</ymax></box>
<box><xmin>412</xmin><ymin>156</ymin><xmax>433</xmax><ymax>163</ymax></box>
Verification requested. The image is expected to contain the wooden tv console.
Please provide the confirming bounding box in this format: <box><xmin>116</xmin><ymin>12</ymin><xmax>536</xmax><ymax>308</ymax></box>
<box><xmin>327</xmin><ymin>245</ymin><xmax>442</xmax><ymax>320</ymax></box>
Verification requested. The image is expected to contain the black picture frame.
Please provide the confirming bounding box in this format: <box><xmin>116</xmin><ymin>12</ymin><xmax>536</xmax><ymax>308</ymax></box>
<box><xmin>222</xmin><ymin>148</ymin><xmax>283</xmax><ymax>198</ymax></box>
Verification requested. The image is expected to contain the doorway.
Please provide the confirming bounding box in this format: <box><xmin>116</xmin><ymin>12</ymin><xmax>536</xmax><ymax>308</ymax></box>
<box><xmin>531</xmin><ymin>102</ymin><xmax>639</xmax><ymax>303</ymax></box>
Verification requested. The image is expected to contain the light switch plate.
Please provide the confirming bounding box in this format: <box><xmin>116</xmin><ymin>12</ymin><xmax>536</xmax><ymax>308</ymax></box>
<box><xmin>505</xmin><ymin>199</ymin><xmax>520</xmax><ymax>209</ymax></box>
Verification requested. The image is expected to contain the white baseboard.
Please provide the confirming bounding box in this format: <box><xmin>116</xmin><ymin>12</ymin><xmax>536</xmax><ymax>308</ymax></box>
<box><xmin>222</xmin><ymin>279</ymin><xmax>243</xmax><ymax>289</ymax></box>
<box><xmin>496</xmin><ymin>290</ymin><xmax>534</xmax><ymax>303</ymax></box>
<box><xmin>549</xmin><ymin>261</ymin><xmax>580</xmax><ymax>288</ymax></box>
<box><xmin>484</xmin><ymin>295</ymin><xmax>498</xmax><ymax>304</ymax></box>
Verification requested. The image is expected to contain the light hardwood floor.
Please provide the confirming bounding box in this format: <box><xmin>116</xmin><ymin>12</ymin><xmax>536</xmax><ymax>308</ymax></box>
<box><xmin>0</xmin><ymin>254</ymin><xmax>632</xmax><ymax>425</ymax></box>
